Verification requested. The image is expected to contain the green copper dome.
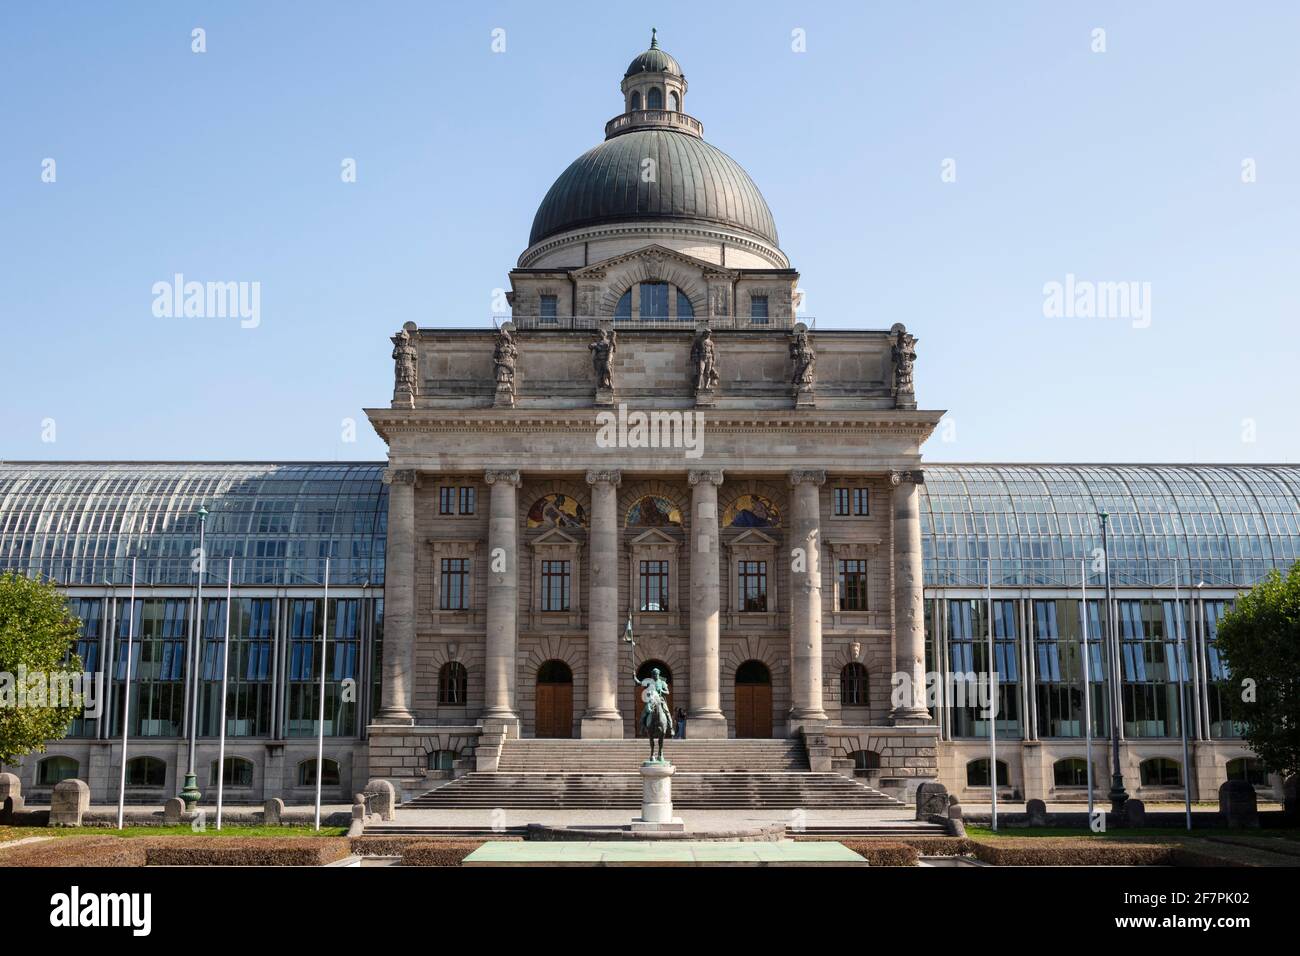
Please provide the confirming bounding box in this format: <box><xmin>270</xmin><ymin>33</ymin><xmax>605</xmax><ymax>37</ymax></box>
<box><xmin>528</xmin><ymin>129</ymin><xmax>779</xmax><ymax>248</ymax></box>
<box><xmin>625</xmin><ymin>29</ymin><xmax>682</xmax><ymax>77</ymax></box>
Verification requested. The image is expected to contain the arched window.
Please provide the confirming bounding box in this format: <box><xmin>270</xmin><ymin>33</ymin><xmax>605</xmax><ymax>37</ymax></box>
<box><xmin>615</xmin><ymin>290</ymin><xmax>631</xmax><ymax>320</ymax></box>
<box><xmin>840</xmin><ymin>663</ymin><xmax>869</xmax><ymax>705</ymax></box>
<box><xmin>125</xmin><ymin>756</ymin><xmax>166</xmax><ymax>788</ymax></box>
<box><xmin>298</xmin><ymin>758</ymin><xmax>340</xmax><ymax>787</ymax></box>
<box><xmin>439</xmin><ymin>661</ymin><xmax>468</xmax><ymax>705</ymax></box>
<box><xmin>1226</xmin><ymin>757</ymin><xmax>1269</xmax><ymax>786</ymax></box>
<box><xmin>1053</xmin><ymin>757</ymin><xmax>1090</xmax><ymax>787</ymax></box>
<box><xmin>630</xmin><ymin>90</ymin><xmax>642</xmax><ymax>111</ymax></box>
<box><xmin>626</xmin><ymin>495</ymin><xmax>682</xmax><ymax>527</ymax></box>
<box><xmin>723</xmin><ymin>494</ymin><xmax>780</xmax><ymax>528</ymax></box>
<box><xmin>668</xmin><ymin>91</ymin><xmax>679</xmax><ymax>112</ymax></box>
<box><xmin>735</xmin><ymin>660</ymin><xmax>771</xmax><ymax>685</ymax></box>
<box><xmin>676</xmin><ymin>290</ymin><xmax>694</xmax><ymax>321</ymax></box>
<box><xmin>848</xmin><ymin>750</ymin><xmax>880</xmax><ymax>775</ymax></box>
<box><xmin>647</xmin><ymin>87</ymin><xmax>663</xmax><ymax>110</ymax></box>
<box><xmin>966</xmin><ymin>758</ymin><xmax>1009</xmax><ymax>787</ymax></box>
<box><xmin>526</xmin><ymin>493</ymin><xmax>587</xmax><ymax>528</ymax></box>
<box><xmin>36</xmin><ymin>756</ymin><xmax>78</xmax><ymax>786</ymax></box>
<box><xmin>640</xmin><ymin>282</ymin><xmax>669</xmax><ymax>320</ymax></box>
<box><xmin>1139</xmin><ymin>757</ymin><xmax>1182</xmax><ymax>787</ymax></box>
<box><xmin>209</xmin><ymin>756</ymin><xmax>254</xmax><ymax>787</ymax></box>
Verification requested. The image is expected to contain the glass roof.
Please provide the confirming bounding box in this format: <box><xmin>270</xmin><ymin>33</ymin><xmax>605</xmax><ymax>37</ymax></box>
<box><xmin>3</xmin><ymin>462</ymin><xmax>1296</xmax><ymax>591</ymax></box>
<box><xmin>0</xmin><ymin>463</ymin><xmax>387</xmax><ymax>587</ymax></box>
<box><xmin>919</xmin><ymin>464</ymin><xmax>1300</xmax><ymax>588</ymax></box>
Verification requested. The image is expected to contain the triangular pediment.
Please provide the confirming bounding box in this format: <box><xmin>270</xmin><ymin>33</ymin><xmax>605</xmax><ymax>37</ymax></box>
<box><xmin>629</xmin><ymin>527</ymin><xmax>679</xmax><ymax>547</ymax></box>
<box><xmin>729</xmin><ymin>528</ymin><xmax>779</xmax><ymax>547</ymax></box>
<box><xmin>531</xmin><ymin>526</ymin><xmax>581</xmax><ymax>547</ymax></box>
<box><xmin>573</xmin><ymin>244</ymin><xmax>737</xmax><ymax>280</ymax></box>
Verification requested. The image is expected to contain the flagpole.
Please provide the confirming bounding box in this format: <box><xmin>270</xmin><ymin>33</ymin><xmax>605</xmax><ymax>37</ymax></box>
<box><xmin>216</xmin><ymin>557</ymin><xmax>233</xmax><ymax>830</ymax></box>
<box><xmin>314</xmin><ymin>557</ymin><xmax>329</xmax><ymax>832</ymax></box>
<box><xmin>1172</xmin><ymin>561</ymin><xmax>1192</xmax><ymax>831</ymax></box>
<box><xmin>116</xmin><ymin>557</ymin><xmax>136</xmax><ymax>830</ymax></box>
<box><xmin>1080</xmin><ymin>560</ymin><xmax>1094</xmax><ymax>823</ymax></box>
<box><xmin>987</xmin><ymin>557</ymin><xmax>997</xmax><ymax>831</ymax></box>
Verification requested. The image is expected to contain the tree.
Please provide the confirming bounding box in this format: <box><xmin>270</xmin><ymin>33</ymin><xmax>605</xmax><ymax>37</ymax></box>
<box><xmin>1215</xmin><ymin>561</ymin><xmax>1300</xmax><ymax>781</ymax></box>
<box><xmin>0</xmin><ymin>571</ymin><xmax>84</xmax><ymax>764</ymax></box>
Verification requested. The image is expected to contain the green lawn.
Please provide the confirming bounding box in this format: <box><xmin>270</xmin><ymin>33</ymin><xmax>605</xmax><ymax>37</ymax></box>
<box><xmin>966</xmin><ymin>824</ymin><xmax>1299</xmax><ymax>841</ymax></box>
<box><xmin>0</xmin><ymin>824</ymin><xmax>348</xmax><ymax>841</ymax></box>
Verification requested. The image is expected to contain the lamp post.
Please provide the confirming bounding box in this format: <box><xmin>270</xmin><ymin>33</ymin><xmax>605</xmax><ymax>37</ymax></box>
<box><xmin>179</xmin><ymin>504</ymin><xmax>208</xmax><ymax>810</ymax></box>
<box><xmin>1099</xmin><ymin>511</ymin><xmax>1128</xmax><ymax>813</ymax></box>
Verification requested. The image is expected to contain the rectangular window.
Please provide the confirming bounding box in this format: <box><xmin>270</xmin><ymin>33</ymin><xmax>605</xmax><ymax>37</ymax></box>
<box><xmin>738</xmin><ymin>560</ymin><xmax>768</xmax><ymax>612</ymax></box>
<box><xmin>541</xmin><ymin>560</ymin><xmax>571</xmax><ymax>612</ymax></box>
<box><xmin>439</xmin><ymin>487</ymin><xmax>454</xmax><ymax>515</ymax></box>
<box><xmin>750</xmin><ymin>295</ymin><xmax>769</xmax><ymax>324</ymax></box>
<box><xmin>639</xmin><ymin>560</ymin><xmax>669</xmax><ymax>611</ymax></box>
<box><xmin>837</xmin><ymin>559</ymin><xmax>869</xmax><ymax>610</ymax></box>
<box><xmin>458</xmin><ymin>486</ymin><xmax>476</xmax><ymax>515</ymax></box>
<box><xmin>853</xmin><ymin>488</ymin><xmax>869</xmax><ymax>515</ymax></box>
<box><xmin>440</xmin><ymin>558</ymin><xmax>470</xmax><ymax>611</ymax></box>
<box><xmin>539</xmin><ymin>295</ymin><xmax>558</xmax><ymax>323</ymax></box>
<box><xmin>834</xmin><ymin>488</ymin><xmax>850</xmax><ymax>516</ymax></box>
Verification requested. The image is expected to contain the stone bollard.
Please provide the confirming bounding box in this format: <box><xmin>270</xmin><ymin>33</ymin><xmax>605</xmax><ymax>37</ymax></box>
<box><xmin>1219</xmin><ymin>780</ymin><xmax>1259</xmax><ymax>829</ymax></box>
<box><xmin>1123</xmin><ymin>798</ymin><xmax>1146</xmax><ymax>828</ymax></box>
<box><xmin>0</xmin><ymin>772</ymin><xmax>24</xmax><ymax>823</ymax></box>
<box><xmin>49</xmin><ymin>779</ymin><xmax>90</xmax><ymax>827</ymax></box>
<box><xmin>1026</xmin><ymin>798</ymin><xmax>1047</xmax><ymax>827</ymax></box>
<box><xmin>947</xmin><ymin>796</ymin><xmax>966</xmax><ymax>837</ymax></box>
<box><xmin>263</xmin><ymin>797</ymin><xmax>284</xmax><ymax>826</ymax></box>
<box><xmin>364</xmin><ymin>779</ymin><xmax>397</xmax><ymax>822</ymax></box>
<box><xmin>162</xmin><ymin>797</ymin><xmax>185</xmax><ymax>825</ymax></box>
<box><xmin>914</xmin><ymin>781</ymin><xmax>948</xmax><ymax>821</ymax></box>
<box><xmin>348</xmin><ymin>797</ymin><xmax>368</xmax><ymax>837</ymax></box>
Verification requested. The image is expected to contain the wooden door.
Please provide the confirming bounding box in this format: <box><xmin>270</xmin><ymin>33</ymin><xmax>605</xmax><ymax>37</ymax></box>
<box><xmin>735</xmin><ymin>683</ymin><xmax>772</xmax><ymax>738</ymax></box>
<box><xmin>535</xmin><ymin>682</ymin><xmax>573</xmax><ymax>738</ymax></box>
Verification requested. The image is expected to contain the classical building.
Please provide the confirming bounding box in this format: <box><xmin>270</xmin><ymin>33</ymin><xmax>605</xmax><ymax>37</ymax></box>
<box><xmin>1</xmin><ymin>37</ymin><xmax>1294</xmax><ymax>809</ymax></box>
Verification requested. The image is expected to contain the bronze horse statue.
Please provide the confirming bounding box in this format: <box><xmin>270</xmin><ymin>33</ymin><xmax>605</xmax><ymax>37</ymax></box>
<box><xmin>633</xmin><ymin>667</ymin><xmax>673</xmax><ymax>762</ymax></box>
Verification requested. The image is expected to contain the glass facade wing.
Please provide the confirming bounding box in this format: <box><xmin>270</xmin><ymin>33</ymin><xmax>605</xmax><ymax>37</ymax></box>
<box><xmin>0</xmin><ymin>463</ymin><xmax>388</xmax><ymax>587</ymax></box>
<box><xmin>919</xmin><ymin>464</ymin><xmax>1300</xmax><ymax>588</ymax></box>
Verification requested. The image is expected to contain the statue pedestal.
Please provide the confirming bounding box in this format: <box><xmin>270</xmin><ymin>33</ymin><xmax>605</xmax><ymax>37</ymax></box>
<box><xmin>493</xmin><ymin>383</ymin><xmax>515</xmax><ymax>407</ymax></box>
<box><xmin>695</xmin><ymin>387</ymin><xmax>717</xmax><ymax>407</ymax></box>
<box><xmin>793</xmin><ymin>387</ymin><xmax>816</xmax><ymax>408</ymax></box>
<box><xmin>595</xmin><ymin>386</ymin><xmax>615</xmax><ymax>406</ymax></box>
<box><xmin>631</xmin><ymin>760</ymin><xmax>684</xmax><ymax>832</ymax></box>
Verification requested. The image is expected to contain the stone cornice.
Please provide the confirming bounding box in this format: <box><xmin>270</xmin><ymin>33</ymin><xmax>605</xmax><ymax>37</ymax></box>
<box><xmin>789</xmin><ymin>469</ymin><xmax>827</xmax><ymax>486</ymax></box>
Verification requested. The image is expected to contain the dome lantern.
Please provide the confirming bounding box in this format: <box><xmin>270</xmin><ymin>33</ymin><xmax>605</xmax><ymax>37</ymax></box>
<box><xmin>620</xmin><ymin>28</ymin><xmax>688</xmax><ymax>119</ymax></box>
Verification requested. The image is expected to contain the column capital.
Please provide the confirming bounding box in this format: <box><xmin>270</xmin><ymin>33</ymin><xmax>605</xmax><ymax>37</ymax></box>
<box><xmin>688</xmin><ymin>468</ymin><xmax>724</xmax><ymax>486</ymax></box>
<box><xmin>889</xmin><ymin>469</ymin><xmax>925</xmax><ymax>486</ymax></box>
<box><xmin>789</xmin><ymin>469</ymin><xmax>826</xmax><ymax>487</ymax></box>
<box><xmin>585</xmin><ymin>469</ymin><xmax>622</xmax><ymax>487</ymax></box>
<box><xmin>484</xmin><ymin>469</ymin><xmax>522</xmax><ymax>487</ymax></box>
<box><xmin>382</xmin><ymin>468</ymin><xmax>418</xmax><ymax>486</ymax></box>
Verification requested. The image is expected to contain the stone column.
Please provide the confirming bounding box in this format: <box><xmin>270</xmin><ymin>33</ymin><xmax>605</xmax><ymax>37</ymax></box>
<box><xmin>376</xmin><ymin>468</ymin><xmax>416</xmax><ymax>724</ymax></box>
<box><xmin>482</xmin><ymin>469</ymin><xmax>521</xmax><ymax>733</ymax></box>
<box><xmin>789</xmin><ymin>470</ymin><xmax>829</xmax><ymax>730</ymax></box>
<box><xmin>582</xmin><ymin>469</ymin><xmax>623</xmax><ymax>738</ymax></box>
<box><xmin>686</xmin><ymin>469</ymin><xmax>727</xmax><ymax>737</ymax></box>
<box><xmin>891</xmin><ymin>470</ymin><xmax>931</xmax><ymax>724</ymax></box>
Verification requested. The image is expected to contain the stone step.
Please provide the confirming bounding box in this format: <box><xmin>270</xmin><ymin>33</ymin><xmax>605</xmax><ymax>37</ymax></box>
<box><xmin>402</xmin><ymin>771</ymin><xmax>904</xmax><ymax>810</ymax></box>
<box><xmin>497</xmin><ymin>738</ymin><xmax>811</xmax><ymax>773</ymax></box>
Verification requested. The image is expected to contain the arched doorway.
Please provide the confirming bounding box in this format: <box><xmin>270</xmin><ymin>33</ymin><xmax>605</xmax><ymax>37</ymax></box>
<box><xmin>535</xmin><ymin>660</ymin><xmax>573</xmax><ymax>738</ymax></box>
<box><xmin>734</xmin><ymin>660</ymin><xmax>772</xmax><ymax>738</ymax></box>
<box><xmin>631</xmin><ymin>660</ymin><xmax>673</xmax><ymax>737</ymax></box>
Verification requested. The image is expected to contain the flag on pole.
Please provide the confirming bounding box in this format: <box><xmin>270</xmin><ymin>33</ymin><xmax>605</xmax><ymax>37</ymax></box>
<box><xmin>116</xmin><ymin>557</ymin><xmax>137</xmax><ymax>831</ymax></box>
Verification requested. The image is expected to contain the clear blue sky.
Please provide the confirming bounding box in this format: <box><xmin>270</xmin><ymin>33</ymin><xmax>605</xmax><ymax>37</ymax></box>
<box><xmin>2</xmin><ymin>1</ymin><xmax>1296</xmax><ymax>464</ymax></box>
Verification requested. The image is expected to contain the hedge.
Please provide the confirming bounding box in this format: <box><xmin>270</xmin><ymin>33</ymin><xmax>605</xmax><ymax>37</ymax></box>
<box><xmin>144</xmin><ymin>837</ymin><xmax>351</xmax><ymax>866</ymax></box>
<box><xmin>0</xmin><ymin>836</ymin><xmax>147</xmax><ymax>868</ymax></box>
<box><xmin>401</xmin><ymin>841</ymin><xmax>496</xmax><ymax>866</ymax></box>
<box><xmin>971</xmin><ymin>838</ymin><xmax>1174</xmax><ymax>866</ymax></box>
<box><xmin>836</xmin><ymin>841</ymin><xmax>920</xmax><ymax>866</ymax></box>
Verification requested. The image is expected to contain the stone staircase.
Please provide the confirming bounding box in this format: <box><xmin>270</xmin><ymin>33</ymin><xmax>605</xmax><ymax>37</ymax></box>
<box><xmin>399</xmin><ymin>738</ymin><xmax>904</xmax><ymax>810</ymax></box>
<box><xmin>497</xmin><ymin>738</ymin><xmax>809</xmax><ymax>773</ymax></box>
